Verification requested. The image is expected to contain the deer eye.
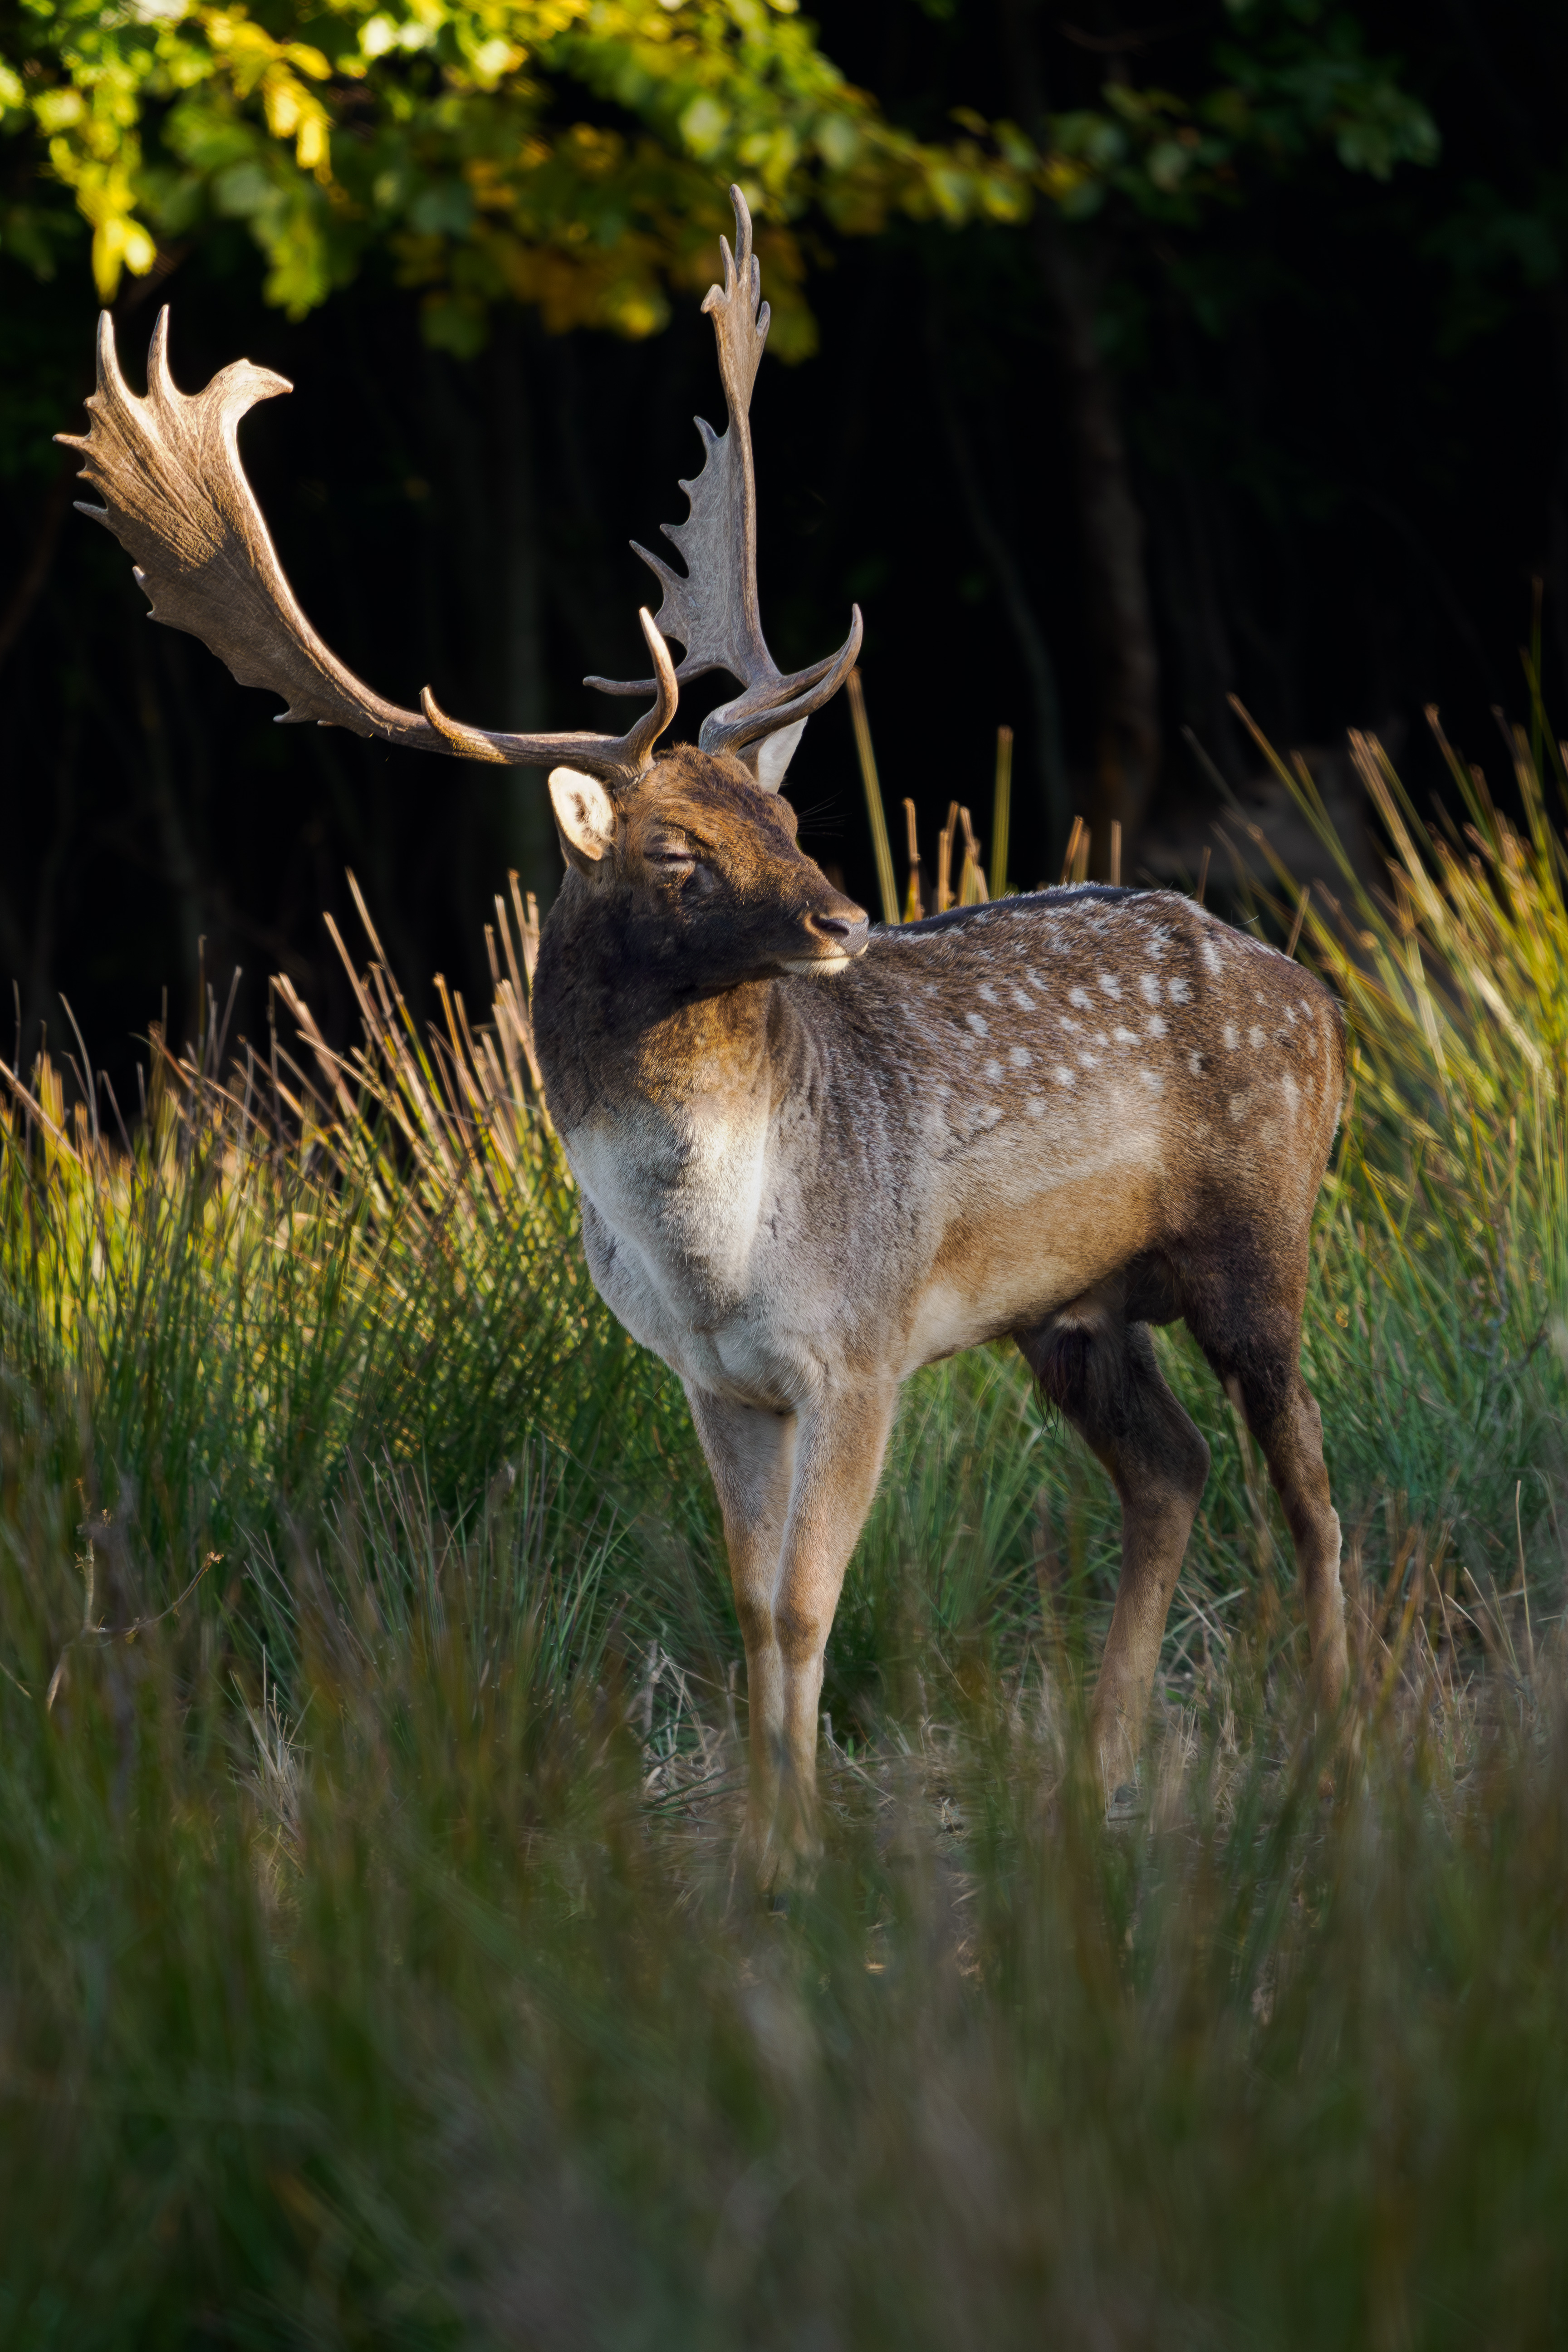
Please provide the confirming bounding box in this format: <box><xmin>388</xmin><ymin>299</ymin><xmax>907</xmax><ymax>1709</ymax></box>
<box><xmin>646</xmin><ymin>839</ymin><xmax>696</xmax><ymax>873</ymax></box>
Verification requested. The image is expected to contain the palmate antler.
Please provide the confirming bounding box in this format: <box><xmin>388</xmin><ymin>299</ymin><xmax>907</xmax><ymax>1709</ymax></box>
<box><xmin>60</xmin><ymin>192</ymin><xmax>857</xmax><ymax>796</ymax></box>
<box><xmin>587</xmin><ymin>186</ymin><xmax>862</xmax><ymax>791</ymax></box>
<box><xmin>57</xmin><ymin>309</ymin><xmax>676</xmax><ymax>788</ymax></box>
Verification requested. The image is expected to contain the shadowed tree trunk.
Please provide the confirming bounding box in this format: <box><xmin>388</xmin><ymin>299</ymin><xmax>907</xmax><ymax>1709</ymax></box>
<box><xmin>926</xmin><ymin>304</ymin><xmax>1071</xmax><ymax>862</ymax></box>
<box><xmin>134</xmin><ymin>624</ymin><xmax>205</xmax><ymax>1047</ymax></box>
<box><xmin>0</xmin><ymin>461</ymin><xmax>75</xmax><ymax>676</ymax></box>
<box><xmin>0</xmin><ymin>262</ymin><xmax>187</xmax><ymax>679</ymax></box>
<box><xmin>1437</xmin><ymin>0</ymin><xmax>1568</xmax><ymax>713</ymax></box>
<box><xmin>492</xmin><ymin>311</ymin><xmax>558</xmax><ymax>909</ymax></box>
<box><xmin>1000</xmin><ymin>0</ymin><xmax>1163</xmax><ymax>873</ymax></box>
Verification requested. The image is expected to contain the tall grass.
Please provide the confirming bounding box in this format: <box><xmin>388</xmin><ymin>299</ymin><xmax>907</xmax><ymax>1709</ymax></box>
<box><xmin>1</xmin><ymin>725</ymin><xmax>1568</xmax><ymax>2342</ymax></box>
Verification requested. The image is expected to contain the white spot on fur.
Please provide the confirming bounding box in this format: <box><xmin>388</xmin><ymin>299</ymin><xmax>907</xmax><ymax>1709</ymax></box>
<box><xmin>1009</xmin><ymin>1045</ymin><xmax>1032</xmax><ymax>1068</ymax></box>
<box><xmin>1060</xmin><ymin>1015</ymin><xmax>1081</xmax><ymax>1034</ymax></box>
<box><xmin>1223</xmin><ymin>1023</ymin><xmax>1239</xmax><ymax>1051</ymax></box>
<box><xmin>1146</xmin><ymin>1014</ymin><xmax>1167</xmax><ymax>1039</ymax></box>
<box><xmin>979</xmin><ymin>983</ymin><xmax>1000</xmax><ymax>1005</ymax></box>
<box><xmin>1189</xmin><ymin>1051</ymin><xmax>1203</xmax><ymax>1075</ymax></box>
<box><xmin>1027</xmin><ymin>1095</ymin><xmax>1045</xmax><ymax>1117</ymax></box>
<box><xmin>1250</xmin><ymin>1024</ymin><xmax>1266</xmax><ymax>1049</ymax></box>
<box><xmin>1202</xmin><ymin>937</ymin><xmax>1224</xmax><ymax>974</ymax></box>
<box><xmin>1285</xmin><ymin>1004</ymin><xmax>1297</xmax><ymax>1024</ymax></box>
<box><xmin>985</xmin><ymin>1057</ymin><xmax>1004</xmax><ymax>1082</ymax></box>
<box><xmin>1078</xmin><ymin>1051</ymin><xmax>1098</xmax><ymax>1069</ymax></box>
<box><xmin>1054</xmin><ymin>1065</ymin><xmax>1075</xmax><ymax>1087</ymax></box>
<box><xmin>1098</xmin><ymin>972</ymin><xmax>1122</xmax><ymax>999</ymax></box>
<box><xmin>966</xmin><ymin>1012</ymin><xmax>989</xmax><ymax>1037</ymax></box>
<box><xmin>1141</xmin><ymin>1069</ymin><xmax>1163</xmax><ymax>1092</ymax></box>
<box><xmin>1228</xmin><ymin>1095</ymin><xmax>1246</xmax><ymax>1121</ymax></box>
<box><xmin>1168</xmin><ymin>975</ymin><xmax>1191</xmax><ymax>1004</ymax></box>
<box><xmin>1012</xmin><ymin>988</ymin><xmax>1035</xmax><ymax>1011</ymax></box>
<box><xmin>1113</xmin><ymin>1025</ymin><xmax>1139</xmax><ymax>1045</ymax></box>
<box><xmin>1069</xmin><ymin>986</ymin><xmax>1091</xmax><ymax>1009</ymax></box>
<box><xmin>1139</xmin><ymin>972</ymin><xmax>1162</xmax><ymax>1004</ymax></box>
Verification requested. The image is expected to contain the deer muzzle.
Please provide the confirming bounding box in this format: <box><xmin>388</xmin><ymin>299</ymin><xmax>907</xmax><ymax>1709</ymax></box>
<box><xmin>784</xmin><ymin>904</ymin><xmax>870</xmax><ymax>976</ymax></box>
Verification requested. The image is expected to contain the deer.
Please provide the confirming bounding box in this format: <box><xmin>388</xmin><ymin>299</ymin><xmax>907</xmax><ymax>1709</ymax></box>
<box><xmin>59</xmin><ymin>190</ymin><xmax>1349</xmax><ymax>1872</ymax></box>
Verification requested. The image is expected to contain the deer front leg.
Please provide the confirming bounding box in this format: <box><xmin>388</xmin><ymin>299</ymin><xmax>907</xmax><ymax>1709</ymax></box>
<box><xmin>684</xmin><ymin>1388</ymin><xmax>798</xmax><ymax>1859</ymax></box>
<box><xmin>687</xmin><ymin>1381</ymin><xmax>897</xmax><ymax>1879</ymax></box>
<box><xmin>768</xmin><ymin>1384</ymin><xmax>898</xmax><ymax>1873</ymax></box>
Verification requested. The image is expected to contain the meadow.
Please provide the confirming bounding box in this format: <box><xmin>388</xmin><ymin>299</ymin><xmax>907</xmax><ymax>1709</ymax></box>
<box><xmin>2</xmin><ymin>718</ymin><xmax>1567</xmax><ymax>2347</ymax></box>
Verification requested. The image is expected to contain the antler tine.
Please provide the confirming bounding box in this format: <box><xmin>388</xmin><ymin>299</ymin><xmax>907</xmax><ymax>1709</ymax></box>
<box><xmin>586</xmin><ymin>184</ymin><xmax>862</xmax><ymax>792</ymax></box>
<box><xmin>424</xmin><ymin>610</ymin><xmax>677</xmax><ymax>778</ymax></box>
<box><xmin>61</xmin><ymin>309</ymin><xmax>675</xmax><ymax>790</ymax></box>
<box><xmin>622</xmin><ymin>606</ymin><xmax>681</xmax><ymax>765</ymax></box>
<box><xmin>58</xmin><ymin>307</ymin><xmax>449</xmax><ymax>750</ymax></box>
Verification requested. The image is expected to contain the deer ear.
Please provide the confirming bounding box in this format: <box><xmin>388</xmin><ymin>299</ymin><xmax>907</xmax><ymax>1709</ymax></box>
<box><xmin>549</xmin><ymin>767</ymin><xmax>617</xmax><ymax>871</ymax></box>
<box><xmin>752</xmin><ymin>717</ymin><xmax>808</xmax><ymax>793</ymax></box>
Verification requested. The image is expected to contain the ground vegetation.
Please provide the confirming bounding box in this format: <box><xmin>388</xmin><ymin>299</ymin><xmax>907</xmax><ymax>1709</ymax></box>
<box><xmin>1</xmin><ymin>722</ymin><xmax>1566</xmax><ymax>2341</ymax></box>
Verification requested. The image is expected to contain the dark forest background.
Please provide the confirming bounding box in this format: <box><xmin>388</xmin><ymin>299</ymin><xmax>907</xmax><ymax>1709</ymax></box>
<box><xmin>4</xmin><ymin>0</ymin><xmax>1567</xmax><ymax>1093</ymax></box>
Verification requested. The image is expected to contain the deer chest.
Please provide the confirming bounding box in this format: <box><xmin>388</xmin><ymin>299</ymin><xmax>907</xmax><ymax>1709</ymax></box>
<box><xmin>559</xmin><ymin>1094</ymin><xmax>830</xmax><ymax>1407</ymax></box>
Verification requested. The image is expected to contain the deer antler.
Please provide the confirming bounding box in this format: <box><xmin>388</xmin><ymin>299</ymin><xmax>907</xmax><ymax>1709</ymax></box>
<box><xmin>586</xmin><ymin>186</ymin><xmax>862</xmax><ymax>790</ymax></box>
<box><xmin>58</xmin><ymin>310</ymin><xmax>675</xmax><ymax>787</ymax></box>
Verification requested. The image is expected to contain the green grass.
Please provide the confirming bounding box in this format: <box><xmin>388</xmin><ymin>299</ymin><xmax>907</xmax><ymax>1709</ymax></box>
<box><xmin>3</xmin><ymin>736</ymin><xmax>1568</xmax><ymax>2345</ymax></box>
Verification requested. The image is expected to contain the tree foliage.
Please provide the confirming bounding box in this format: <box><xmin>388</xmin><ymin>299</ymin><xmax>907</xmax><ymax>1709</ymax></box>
<box><xmin>1034</xmin><ymin>0</ymin><xmax>1438</xmax><ymax>220</ymax></box>
<box><xmin>0</xmin><ymin>0</ymin><xmax>1031</xmax><ymax>355</ymax></box>
<box><xmin>2</xmin><ymin>0</ymin><xmax>1437</xmax><ymax>360</ymax></box>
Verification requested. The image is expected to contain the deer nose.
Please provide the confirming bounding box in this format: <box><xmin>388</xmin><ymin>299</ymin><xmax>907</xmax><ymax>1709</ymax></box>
<box><xmin>805</xmin><ymin>905</ymin><xmax>870</xmax><ymax>957</ymax></box>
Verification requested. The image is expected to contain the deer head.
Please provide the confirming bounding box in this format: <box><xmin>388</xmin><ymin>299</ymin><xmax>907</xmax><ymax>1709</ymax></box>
<box><xmin>549</xmin><ymin>742</ymin><xmax>867</xmax><ymax>988</ymax></box>
<box><xmin>57</xmin><ymin>186</ymin><xmax>861</xmax><ymax>804</ymax></box>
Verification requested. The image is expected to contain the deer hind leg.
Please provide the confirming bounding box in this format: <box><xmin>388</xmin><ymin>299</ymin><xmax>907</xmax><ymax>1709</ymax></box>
<box><xmin>683</xmin><ymin>1388</ymin><xmax>798</xmax><ymax>1859</ymax></box>
<box><xmin>1181</xmin><ymin>1255</ymin><xmax>1348</xmax><ymax>1722</ymax></box>
<box><xmin>1019</xmin><ymin>1293</ymin><xmax>1210</xmax><ymax>1801</ymax></box>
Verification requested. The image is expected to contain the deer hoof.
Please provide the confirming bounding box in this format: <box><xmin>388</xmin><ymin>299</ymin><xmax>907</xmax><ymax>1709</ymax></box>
<box><xmin>1105</xmin><ymin>1780</ymin><xmax>1142</xmax><ymax>1823</ymax></box>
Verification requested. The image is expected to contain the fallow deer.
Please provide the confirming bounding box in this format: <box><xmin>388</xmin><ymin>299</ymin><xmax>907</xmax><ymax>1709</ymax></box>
<box><xmin>60</xmin><ymin>191</ymin><xmax>1348</xmax><ymax>1867</ymax></box>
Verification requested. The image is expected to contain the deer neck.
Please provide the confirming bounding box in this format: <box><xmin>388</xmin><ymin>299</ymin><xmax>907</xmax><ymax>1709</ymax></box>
<box><xmin>533</xmin><ymin>888</ymin><xmax>783</xmax><ymax>1137</ymax></box>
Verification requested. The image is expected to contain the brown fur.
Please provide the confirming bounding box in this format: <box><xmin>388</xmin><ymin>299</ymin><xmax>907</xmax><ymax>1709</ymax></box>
<box><xmin>535</xmin><ymin>746</ymin><xmax>1349</xmax><ymax>1866</ymax></box>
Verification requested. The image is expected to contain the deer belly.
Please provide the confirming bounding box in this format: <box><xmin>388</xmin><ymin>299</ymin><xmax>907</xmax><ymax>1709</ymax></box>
<box><xmin>906</xmin><ymin>1161</ymin><xmax>1162</xmax><ymax>1369</ymax></box>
